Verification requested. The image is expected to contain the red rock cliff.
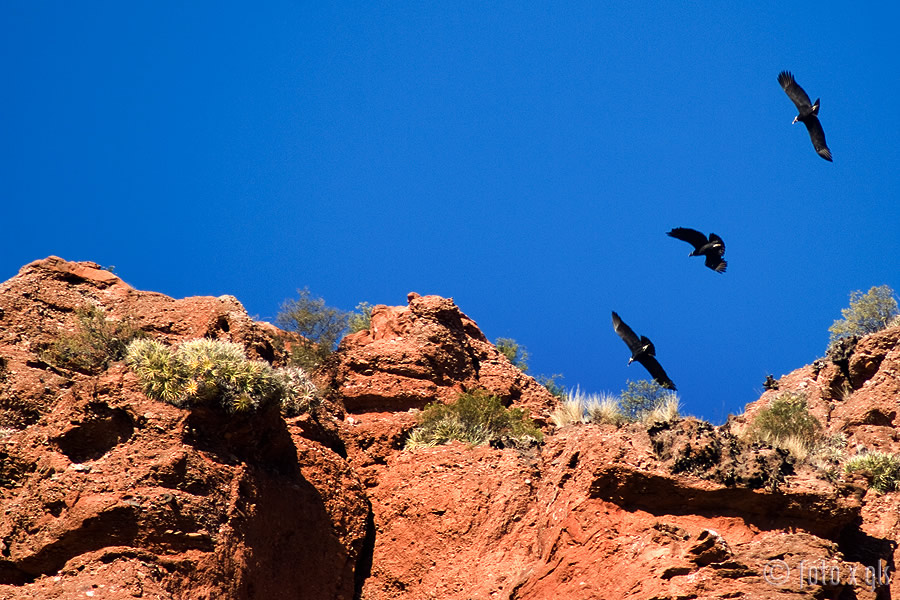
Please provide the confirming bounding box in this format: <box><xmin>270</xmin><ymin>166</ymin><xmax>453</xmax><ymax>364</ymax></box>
<box><xmin>0</xmin><ymin>257</ymin><xmax>898</xmax><ymax>600</ymax></box>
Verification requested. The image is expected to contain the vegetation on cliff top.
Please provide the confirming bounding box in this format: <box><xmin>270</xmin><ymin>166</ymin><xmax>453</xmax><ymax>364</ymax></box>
<box><xmin>44</xmin><ymin>303</ymin><xmax>143</xmax><ymax>373</ymax></box>
<box><xmin>550</xmin><ymin>380</ymin><xmax>680</xmax><ymax>428</ymax></box>
<box><xmin>845</xmin><ymin>451</ymin><xmax>900</xmax><ymax>493</ymax></box>
<box><xmin>828</xmin><ymin>285</ymin><xmax>899</xmax><ymax>348</ymax></box>
<box><xmin>748</xmin><ymin>391</ymin><xmax>822</xmax><ymax>459</ymax></box>
<box><xmin>126</xmin><ymin>338</ymin><xmax>317</xmax><ymax>415</ymax></box>
<box><xmin>405</xmin><ymin>389</ymin><xmax>543</xmax><ymax>449</ymax></box>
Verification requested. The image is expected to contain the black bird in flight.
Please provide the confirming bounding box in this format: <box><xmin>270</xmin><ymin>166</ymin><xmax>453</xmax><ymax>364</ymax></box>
<box><xmin>778</xmin><ymin>70</ymin><xmax>832</xmax><ymax>162</ymax></box>
<box><xmin>666</xmin><ymin>227</ymin><xmax>727</xmax><ymax>273</ymax></box>
<box><xmin>611</xmin><ymin>311</ymin><xmax>676</xmax><ymax>390</ymax></box>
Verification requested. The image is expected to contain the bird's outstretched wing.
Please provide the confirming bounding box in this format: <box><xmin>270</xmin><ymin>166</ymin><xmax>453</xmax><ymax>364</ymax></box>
<box><xmin>803</xmin><ymin>116</ymin><xmax>833</xmax><ymax>161</ymax></box>
<box><xmin>704</xmin><ymin>255</ymin><xmax>727</xmax><ymax>273</ymax></box>
<box><xmin>666</xmin><ymin>227</ymin><xmax>708</xmax><ymax>251</ymax></box>
<box><xmin>634</xmin><ymin>355</ymin><xmax>677</xmax><ymax>390</ymax></box>
<box><xmin>612</xmin><ymin>311</ymin><xmax>642</xmax><ymax>355</ymax></box>
<box><xmin>708</xmin><ymin>233</ymin><xmax>725</xmax><ymax>253</ymax></box>
<box><xmin>778</xmin><ymin>70</ymin><xmax>812</xmax><ymax>110</ymax></box>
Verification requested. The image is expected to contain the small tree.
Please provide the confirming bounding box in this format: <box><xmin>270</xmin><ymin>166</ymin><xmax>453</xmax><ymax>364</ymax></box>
<box><xmin>347</xmin><ymin>301</ymin><xmax>374</xmax><ymax>334</ymax></box>
<box><xmin>619</xmin><ymin>380</ymin><xmax>675</xmax><ymax>420</ymax></box>
<box><xmin>537</xmin><ymin>373</ymin><xmax>566</xmax><ymax>399</ymax></box>
<box><xmin>276</xmin><ymin>288</ymin><xmax>349</xmax><ymax>370</ymax></box>
<box><xmin>828</xmin><ymin>285</ymin><xmax>899</xmax><ymax>347</ymax></box>
<box><xmin>495</xmin><ymin>337</ymin><xmax>529</xmax><ymax>372</ymax></box>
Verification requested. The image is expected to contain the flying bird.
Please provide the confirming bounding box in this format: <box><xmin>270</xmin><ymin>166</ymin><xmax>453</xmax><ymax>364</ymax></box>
<box><xmin>611</xmin><ymin>311</ymin><xmax>676</xmax><ymax>390</ymax></box>
<box><xmin>666</xmin><ymin>227</ymin><xmax>727</xmax><ymax>273</ymax></box>
<box><xmin>778</xmin><ymin>70</ymin><xmax>832</xmax><ymax>162</ymax></box>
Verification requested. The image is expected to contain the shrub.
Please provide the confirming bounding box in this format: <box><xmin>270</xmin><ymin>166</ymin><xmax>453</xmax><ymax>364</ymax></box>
<box><xmin>619</xmin><ymin>380</ymin><xmax>677</xmax><ymax>421</ymax></box>
<box><xmin>807</xmin><ymin>433</ymin><xmax>847</xmax><ymax>479</ymax></box>
<box><xmin>276</xmin><ymin>288</ymin><xmax>349</xmax><ymax>370</ymax></box>
<box><xmin>845</xmin><ymin>451</ymin><xmax>900</xmax><ymax>493</ymax></box>
<box><xmin>550</xmin><ymin>397</ymin><xmax>586</xmax><ymax>428</ymax></box>
<box><xmin>347</xmin><ymin>301</ymin><xmax>374</xmax><ymax>334</ymax></box>
<box><xmin>749</xmin><ymin>391</ymin><xmax>822</xmax><ymax>457</ymax></box>
<box><xmin>551</xmin><ymin>385</ymin><xmax>678</xmax><ymax>428</ymax></box>
<box><xmin>126</xmin><ymin>338</ymin><xmax>317</xmax><ymax>415</ymax></box>
<box><xmin>495</xmin><ymin>337</ymin><xmax>529</xmax><ymax>372</ymax></box>
<box><xmin>493</xmin><ymin>338</ymin><xmax>566</xmax><ymax>399</ymax></box>
<box><xmin>405</xmin><ymin>390</ymin><xmax>543</xmax><ymax>449</ymax></box>
<box><xmin>828</xmin><ymin>285</ymin><xmax>899</xmax><ymax>347</ymax></box>
<box><xmin>551</xmin><ymin>386</ymin><xmax>626</xmax><ymax>427</ymax></box>
<box><xmin>537</xmin><ymin>373</ymin><xmax>567</xmax><ymax>400</ymax></box>
<box><xmin>45</xmin><ymin>304</ymin><xmax>143</xmax><ymax>373</ymax></box>
<box><xmin>643</xmin><ymin>395</ymin><xmax>681</xmax><ymax>426</ymax></box>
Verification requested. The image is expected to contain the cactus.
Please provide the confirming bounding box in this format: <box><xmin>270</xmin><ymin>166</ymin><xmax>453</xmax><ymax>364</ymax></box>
<box><xmin>126</xmin><ymin>338</ymin><xmax>317</xmax><ymax>415</ymax></box>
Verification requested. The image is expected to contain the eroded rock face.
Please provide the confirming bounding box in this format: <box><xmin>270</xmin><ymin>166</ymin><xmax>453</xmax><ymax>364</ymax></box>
<box><xmin>742</xmin><ymin>325</ymin><xmax>900</xmax><ymax>444</ymax></box>
<box><xmin>0</xmin><ymin>258</ymin><xmax>370</xmax><ymax>599</ymax></box>
<box><xmin>360</xmin><ymin>425</ymin><xmax>879</xmax><ymax>600</ymax></box>
<box><xmin>326</xmin><ymin>293</ymin><xmax>558</xmax><ymax>422</ymax></box>
<box><xmin>326</xmin><ymin>292</ymin><xmax>560</xmax><ymax>490</ymax></box>
<box><xmin>735</xmin><ymin>324</ymin><xmax>900</xmax><ymax>599</ymax></box>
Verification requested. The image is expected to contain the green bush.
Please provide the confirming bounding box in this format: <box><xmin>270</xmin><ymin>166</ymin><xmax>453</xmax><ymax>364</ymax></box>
<box><xmin>347</xmin><ymin>301</ymin><xmax>374</xmax><ymax>334</ymax></box>
<box><xmin>829</xmin><ymin>285</ymin><xmax>899</xmax><ymax>347</ymax></box>
<box><xmin>495</xmin><ymin>337</ymin><xmax>529</xmax><ymax>372</ymax></box>
<box><xmin>46</xmin><ymin>304</ymin><xmax>143</xmax><ymax>373</ymax></box>
<box><xmin>845</xmin><ymin>451</ymin><xmax>900</xmax><ymax>493</ymax></box>
<box><xmin>749</xmin><ymin>391</ymin><xmax>822</xmax><ymax>456</ymax></box>
<box><xmin>619</xmin><ymin>380</ymin><xmax>676</xmax><ymax>421</ymax></box>
<box><xmin>126</xmin><ymin>338</ymin><xmax>317</xmax><ymax>415</ymax></box>
<box><xmin>405</xmin><ymin>390</ymin><xmax>543</xmax><ymax>449</ymax></box>
<box><xmin>276</xmin><ymin>288</ymin><xmax>349</xmax><ymax>370</ymax></box>
<box><xmin>494</xmin><ymin>338</ymin><xmax>569</xmax><ymax>400</ymax></box>
<box><xmin>537</xmin><ymin>373</ymin><xmax>566</xmax><ymax>400</ymax></box>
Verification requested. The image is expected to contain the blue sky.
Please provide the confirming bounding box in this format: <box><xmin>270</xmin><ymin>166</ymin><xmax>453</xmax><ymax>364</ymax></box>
<box><xmin>3</xmin><ymin>3</ymin><xmax>898</xmax><ymax>423</ymax></box>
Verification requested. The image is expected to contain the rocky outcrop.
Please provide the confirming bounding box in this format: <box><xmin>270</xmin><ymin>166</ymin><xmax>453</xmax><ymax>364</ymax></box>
<box><xmin>0</xmin><ymin>258</ymin><xmax>370</xmax><ymax>599</ymax></box>
<box><xmin>326</xmin><ymin>292</ymin><xmax>557</xmax><ymax>421</ymax></box>
<box><xmin>734</xmin><ymin>325</ymin><xmax>900</xmax><ymax>599</ymax></box>
<box><xmin>740</xmin><ymin>324</ymin><xmax>900</xmax><ymax>447</ymax></box>
<box><xmin>326</xmin><ymin>292</ymin><xmax>559</xmax><ymax>488</ymax></box>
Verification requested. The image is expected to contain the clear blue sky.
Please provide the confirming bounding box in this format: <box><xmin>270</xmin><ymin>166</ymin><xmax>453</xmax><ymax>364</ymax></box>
<box><xmin>3</xmin><ymin>3</ymin><xmax>898</xmax><ymax>423</ymax></box>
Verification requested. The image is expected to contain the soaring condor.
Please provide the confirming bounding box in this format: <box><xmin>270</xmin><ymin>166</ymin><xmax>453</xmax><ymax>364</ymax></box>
<box><xmin>778</xmin><ymin>70</ymin><xmax>832</xmax><ymax>162</ymax></box>
<box><xmin>611</xmin><ymin>311</ymin><xmax>676</xmax><ymax>390</ymax></box>
<box><xmin>666</xmin><ymin>227</ymin><xmax>727</xmax><ymax>273</ymax></box>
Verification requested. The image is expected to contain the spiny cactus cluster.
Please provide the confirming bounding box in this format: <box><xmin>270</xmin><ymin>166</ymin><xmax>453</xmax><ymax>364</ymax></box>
<box><xmin>125</xmin><ymin>338</ymin><xmax>317</xmax><ymax>415</ymax></box>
